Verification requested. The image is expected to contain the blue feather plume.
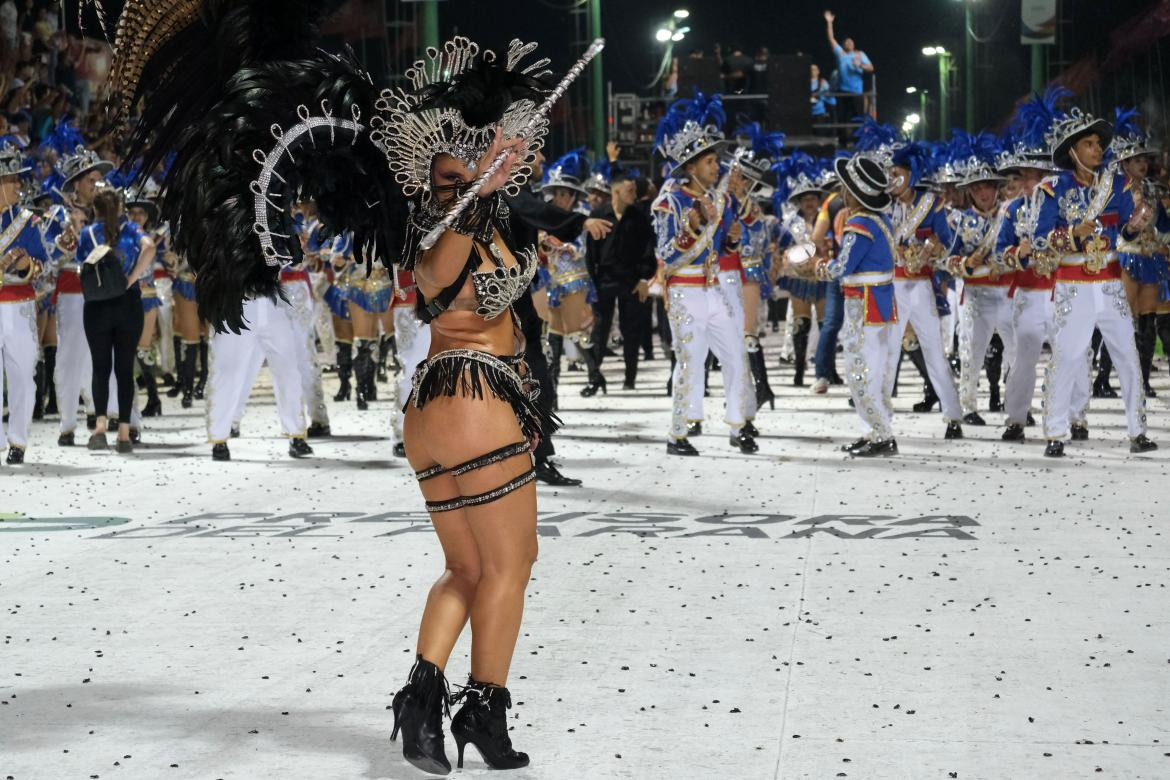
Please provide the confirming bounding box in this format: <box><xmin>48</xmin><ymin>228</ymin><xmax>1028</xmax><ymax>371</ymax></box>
<box><xmin>544</xmin><ymin>146</ymin><xmax>591</xmax><ymax>184</ymax></box>
<box><xmin>735</xmin><ymin>121</ymin><xmax>786</xmax><ymax>159</ymax></box>
<box><xmin>655</xmin><ymin>88</ymin><xmax>726</xmax><ymax>152</ymax></box>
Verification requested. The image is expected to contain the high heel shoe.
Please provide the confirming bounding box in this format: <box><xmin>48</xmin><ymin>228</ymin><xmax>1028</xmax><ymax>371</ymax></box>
<box><xmin>450</xmin><ymin>678</ymin><xmax>529</xmax><ymax>770</ymax></box>
<box><xmin>333</xmin><ymin>378</ymin><xmax>351</xmax><ymax>402</ymax></box>
<box><xmin>580</xmin><ymin>375</ymin><xmax>607</xmax><ymax>397</ymax></box>
<box><xmin>390</xmin><ymin>655</ymin><xmax>452</xmax><ymax>775</ymax></box>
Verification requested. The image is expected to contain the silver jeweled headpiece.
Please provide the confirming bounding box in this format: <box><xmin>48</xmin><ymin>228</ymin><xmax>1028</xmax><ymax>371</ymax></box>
<box><xmin>373</xmin><ymin>37</ymin><xmax>553</xmax><ymax>198</ymax></box>
<box><xmin>0</xmin><ymin>142</ymin><xmax>29</xmax><ymax>178</ymax></box>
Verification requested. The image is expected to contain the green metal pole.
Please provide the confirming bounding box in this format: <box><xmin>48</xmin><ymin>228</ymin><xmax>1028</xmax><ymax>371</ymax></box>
<box><xmin>589</xmin><ymin>0</ymin><xmax>605</xmax><ymax>157</ymax></box>
<box><xmin>1030</xmin><ymin>45</ymin><xmax>1045</xmax><ymax>94</ymax></box>
<box><xmin>964</xmin><ymin>0</ymin><xmax>975</xmax><ymax>131</ymax></box>
<box><xmin>938</xmin><ymin>55</ymin><xmax>950</xmax><ymax>135</ymax></box>
<box><xmin>920</xmin><ymin>90</ymin><xmax>928</xmax><ymax>140</ymax></box>
<box><xmin>422</xmin><ymin>0</ymin><xmax>439</xmax><ymax>52</ymax></box>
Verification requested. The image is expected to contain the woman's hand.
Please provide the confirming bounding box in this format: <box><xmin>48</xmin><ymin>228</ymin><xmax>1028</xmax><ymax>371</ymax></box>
<box><xmin>584</xmin><ymin>218</ymin><xmax>613</xmax><ymax>240</ymax></box>
<box><xmin>475</xmin><ymin>127</ymin><xmax>527</xmax><ymax>198</ymax></box>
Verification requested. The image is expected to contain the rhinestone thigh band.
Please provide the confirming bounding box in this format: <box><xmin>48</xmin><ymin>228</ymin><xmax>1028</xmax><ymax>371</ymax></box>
<box><xmin>415</xmin><ymin>441</ymin><xmax>532</xmax><ymax>482</ymax></box>
<box><xmin>424</xmin><ymin>468</ymin><xmax>537</xmax><ymax>513</ymax></box>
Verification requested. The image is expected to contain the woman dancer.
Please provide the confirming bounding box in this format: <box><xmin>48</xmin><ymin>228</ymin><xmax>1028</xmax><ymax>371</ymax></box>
<box><xmin>98</xmin><ymin>0</ymin><xmax>573</xmax><ymax>771</ymax></box>
<box><xmin>380</xmin><ymin>39</ymin><xmax>562</xmax><ymax>773</ymax></box>
<box><xmin>1112</xmin><ymin>108</ymin><xmax>1170</xmax><ymax>398</ymax></box>
<box><xmin>540</xmin><ymin>148</ymin><xmax>603</xmax><ymax>396</ymax></box>
<box><xmin>773</xmin><ymin>157</ymin><xmax>827</xmax><ymax>386</ymax></box>
<box><xmin>125</xmin><ymin>183</ymin><xmax>165</xmax><ymax>417</ymax></box>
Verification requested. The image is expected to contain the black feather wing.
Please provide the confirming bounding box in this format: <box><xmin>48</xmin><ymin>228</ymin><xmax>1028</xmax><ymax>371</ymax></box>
<box><xmin>107</xmin><ymin>1</ymin><xmax>405</xmax><ymax>333</ymax></box>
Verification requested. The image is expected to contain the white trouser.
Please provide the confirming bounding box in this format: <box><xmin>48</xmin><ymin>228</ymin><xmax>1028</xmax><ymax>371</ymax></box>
<box><xmin>0</xmin><ymin>299</ymin><xmax>38</xmax><ymax>450</ymax></box>
<box><xmin>392</xmin><ymin>306</ymin><xmax>431</xmax><ymax>444</ymax></box>
<box><xmin>206</xmin><ymin>297</ymin><xmax>307</xmax><ymax>443</ymax></box>
<box><xmin>716</xmin><ymin>270</ymin><xmax>757</xmax><ymax>422</ymax></box>
<box><xmin>54</xmin><ymin>291</ymin><xmax>94</xmax><ymax>433</ymax></box>
<box><xmin>840</xmin><ymin>297</ymin><xmax>898</xmax><ymax>442</ymax></box>
<box><xmin>155</xmin><ymin>277</ymin><xmax>175</xmax><ymax>375</ymax></box>
<box><xmin>892</xmin><ymin>278</ymin><xmax>962</xmax><ymax>421</ymax></box>
<box><xmin>666</xmin><ymin>283</ymin><xmax>748</xmax><ymax>438</ymax></box>
<box><xmin>940</xmin><ymin>284</ymin><xmax>960</xmax><ymax>356</ymax></box>
<box><xmin>1005</xmin><ymin>289</ymin><xmax>1090</xmax><ymax>428</ymax></box>
<box><xmin>1043</xmin><ymin>280</ymin><xmax>1146</xmax><ymax>441</ymax></box>
<box><xmin>958</xmin><ymin>284</ymin><xmax>1016</xmax><ymax>416</ymax></box>
<box><xmin>230</xmin><ymin>341</ymin><xmax>266</xmax><ymax>427</ymax></box>
<box><xmin>310</xmin><ymin>271</ymin><xmax>336</xmax><ymax>363</ymax></box>
<box><xmin>285</xmin><ymin>278</ymin><xmax>329</xmax><ymax>427</ymax></box>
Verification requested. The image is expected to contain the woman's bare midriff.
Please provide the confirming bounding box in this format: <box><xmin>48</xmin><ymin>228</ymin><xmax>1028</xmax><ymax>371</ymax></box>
<box><xmin>416</xmin><ymin>237</ymin><xmax>524</xmax><ymax>357</ymax></box>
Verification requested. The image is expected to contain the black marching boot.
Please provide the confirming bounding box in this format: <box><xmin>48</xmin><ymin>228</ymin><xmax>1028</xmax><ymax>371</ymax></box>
<box><xmin>906</xmin><ymin>345</ymin><xmax>939</xmax><ymax>412</ymax></box>
<box><xmin>390</xmin><ymin>656</ymin><xmax>453</xmax><ymax>775</ymax></box>
<box><xmin>791</xmin><ymin>316</ymin><xmax>811</xmax><ymax>387</ymax></box>
<box><xmin>43</xmin><ymin>345</ymin><xmax>58</xmax><ymax>415</ymax></box>
<box><xmin>747</xmin><ymin>337</ymin><xmax>776</xmax><ymax>410</ymax></box>
<box><xmin>1137</xmin><ymin>313</ymin><xmax>1157</xmax><ymax>397</ymax></box>
<box><xmin>180</xmin><ymin>343</ymin><xmax>197</xmax><ymax>408</ymax></box>
<box><xmin>32</xmin><ymin>359</ymin><xmax>45</xmax><ymax>419</ymax></box>
<box><xmin>985</xmin><ymin>333</ymin><xmax>1004</xmax><ymax>411</ymax></box>
<box><xmin>547</xmin><ymin>332</ymin><xmax>564</xmax><ymax>410</ymax></box>
<box><xmin>377</xmin><ymin>334</ymin><xmax>392</xmax><ymax>383</ymax></box>
<box><xmin>1157</xmin><ymin>314</ymin><xmax>1170</xmax><ymax>372</ymax></box>
<box><xmin>138</xmin><ymin>352</ymin><xmax>162</xmax><ymax>417</ymax></box>
<box><xmin>354</xmin><ymin>339</ymin><xmax>375</xmax><ymax>411</ymax></box>
<box><xmin>666</xmin><ymin>351</ymin><xmax>676</xmax><ymax>397</ymax></box>
<box><xmin>193</xmin><ymin>338</ymin><xmax>208</xmax><ymax>400</ymax></box>
<box><xmin>333</xmin><ymin>341</ymin><xmax>353</xmax><ymax>401</ymax></box>
<box><xmin>577</xmin><ymin>334</ymin><xmax>607</xmax><ymax>397</ymax></box>
<box><xmin>1092</xmin><ymin>344</ymin><xmax>1118</xmax><ymax>398</ymax></box>
<box><xmin>450</xmin><ymin>678</ymin><xmax>529</xmax><ymax>771</ymax></box>
<box><xmin>167</xmin><ymin>337</ymin><xmax>183</xmax><ymax>397</ymax></box>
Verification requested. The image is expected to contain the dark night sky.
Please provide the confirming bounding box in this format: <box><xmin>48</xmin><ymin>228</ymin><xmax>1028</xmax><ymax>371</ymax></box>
<box><xmin>431</xmin><ymin>0</ymin><xmax>1161</xmax><ymax>131</ymax></box>
<box><xmin>66</xmin><ymin>0</ymin><xmax>1165</xmax><ymax>135</ymax></box>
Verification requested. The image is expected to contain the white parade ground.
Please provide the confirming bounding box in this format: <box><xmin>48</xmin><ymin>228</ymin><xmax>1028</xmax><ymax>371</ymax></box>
<box><xmin>2</xmin><ymin>347</ymin><xmax>1168</xmax><ymax>779</ymax></box>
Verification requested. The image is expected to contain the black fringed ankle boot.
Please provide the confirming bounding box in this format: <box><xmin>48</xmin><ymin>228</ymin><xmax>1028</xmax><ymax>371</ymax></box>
<box><xmin>390</xmin><ymin>655</ymin><xmax>452</xmax><ymax>775</ymax></box>
<box><xmin>450</xmin><ymin>678</ymin><xmax>529</xmax><ymax>770</ymax></box>
<box><xmin>1138</xmin><ymin>312</ymin><xmax>1157</xmax><ymax>397</ymax></box>
<box><xmin>43</xmin><ymin>345</ymin><xmax>58</xmax><ymax>415</ymax></box>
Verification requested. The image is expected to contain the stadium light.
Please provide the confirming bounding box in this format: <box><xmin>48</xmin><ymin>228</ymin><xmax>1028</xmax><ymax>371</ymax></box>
<box><xmin>674</xmin><ymin>9</ymin><xmax>690</xmax><ymax>19</ymax></box>
<box><xmin>907</xmin><ymin>113</ymin><xmax>921</xmax><ymax>125</ymax></box>
<box><xmin>906</xmin><ymin>86</ymin><xmax>918</xmax><ymax>94</ymax></box>
<box><xmin>655</xmin><ymin>28</ymin><xmax>673</xmax><ymax>42</ymax></box>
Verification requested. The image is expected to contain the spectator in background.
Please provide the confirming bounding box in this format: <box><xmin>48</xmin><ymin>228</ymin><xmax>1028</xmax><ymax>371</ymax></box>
<box><xmin>824</xmin><ymin>9</ymin><xmax>874</xmax><ymax>136</ymax></box>
<box><xmin>0</xmin><ymin>1</ymin><xmax>17</xmax><ymax>60</ymax></box>
<box><xmin>78</xmin><ymin>187</ymin><xmax>157</xmax><ymax>453</ymax></box>
<box><xmin>810</xmin><ymin>63</ymin><xmax>835</xmax><ymax>122</ymax></box>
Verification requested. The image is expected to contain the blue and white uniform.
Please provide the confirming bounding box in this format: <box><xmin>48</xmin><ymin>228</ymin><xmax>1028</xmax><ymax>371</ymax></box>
<box><xmin>0</xmin><ymin>205</ymin><xmax>50</xmax><ymax>455</ymax></box>
<box><xmin>653</xmin><ymin>178</ymin><xmax>751</xmax><ymax>440</ymax></box>
<box><xmin>820</xmin><ymin>209</ymin><xmax>900</xmax><ymax>443</ymax></box>
<box><xmin>890</xmin><ymin>189</ymin><xmax>962</xmax><ymax>422</ymax></box>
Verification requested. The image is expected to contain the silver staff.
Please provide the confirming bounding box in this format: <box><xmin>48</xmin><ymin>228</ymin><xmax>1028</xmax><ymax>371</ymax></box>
<box><xmin>419</xmin><ymin>37</ymin><xmax>606</xmax><ymax>251</ymax></box>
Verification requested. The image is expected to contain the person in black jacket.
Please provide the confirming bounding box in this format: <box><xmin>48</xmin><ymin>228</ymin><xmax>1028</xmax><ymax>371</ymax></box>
<box><xmin>505</xmin><ymin>151</ymin><xmax>612</xmax><ymax>486</ymax></box>
<box><xmin>584</xmin><ymin>171</ymin><xmax>656</xmax><ymax>391</ymax></box>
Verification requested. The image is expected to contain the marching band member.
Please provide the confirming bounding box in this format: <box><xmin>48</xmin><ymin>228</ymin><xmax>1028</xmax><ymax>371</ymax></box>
<box><xmin>944</xmin><ymin>133</ymin><xmax>1016</xmax><ymax>426</ymax></box>
<box><xmin>773</xmin><ymin>154</ymin><xmax>827</xmax><ymax>389</ymax></box>
<box><xmin>814</xmin><ymin>153</ymin><xmax>901</xmax><ymax>456</ymax></box>
<box><xmin>52</xmin><ymin>146</ymin><xmax>110</xmax><ymax>445</ymax></box>
<box><xmin>1030</xmin><ymin>105</ymin><xmax>1157</xmax><ymax>456</ymax></box>
<box><xmin>997</xmin><ymin>88</ymin><xmax>1090</xmax><ymax>442</ymax></box>
<box><xmin>885</xmin><ymin>137</ymin><xmax>965</xmax><ymax>440</ymax></box>
<box><xmin>391</xmin><ymin>265</ymin><xmax>432</xmax><ymax>458</ymax></box>
<box><xmin>0</xmin><ymin>142</ymin><xmax>49</xmax><ymax>464</ymax></box>
<box><xmin>1111</xmin><ymin>108</ymin><xmax>1170</xmax><ymax>398</ymax></box>
<box><xmin>653</xmin><ymin>91</ymin><xmax>757</xmax><ymax>455</ymax></box>
<box><xmin>125</xmin><ymin>182</ymin><xmax>165</xmax><ymax>418</ymax></box>
<box><xmin>540</xmin><ymin>148</ymin><xmax>604</xmax><ymax>397</ymax></box>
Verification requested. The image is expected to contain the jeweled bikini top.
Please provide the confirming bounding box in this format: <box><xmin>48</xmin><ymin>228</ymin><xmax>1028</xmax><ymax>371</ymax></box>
<box><xmin>418</xmin><ymin>241</ymin><xmax>538</xmax><ymax>323</ymax></box>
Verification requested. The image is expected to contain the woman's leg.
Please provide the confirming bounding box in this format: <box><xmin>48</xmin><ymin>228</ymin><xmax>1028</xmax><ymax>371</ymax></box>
<box><xmin>407</xmin><ymin>393</ymin><xmax>536</xmax><ymax>687</ymax></box>
<box><xmin>83</xmin><ymin>302</ymin><xmax>114</xmax><ymax>434</ymax></box>
<box><xmin>114</xmin><ymin>297</ymin><xmax>144</xmax><ymax>440</ymax></box>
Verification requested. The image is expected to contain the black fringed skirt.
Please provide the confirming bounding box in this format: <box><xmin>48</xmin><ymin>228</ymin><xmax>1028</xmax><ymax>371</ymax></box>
<box><xmin>406</xmin><ymin>348</ymin><xmax>562</xmax><ymax>447</ymax></box>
